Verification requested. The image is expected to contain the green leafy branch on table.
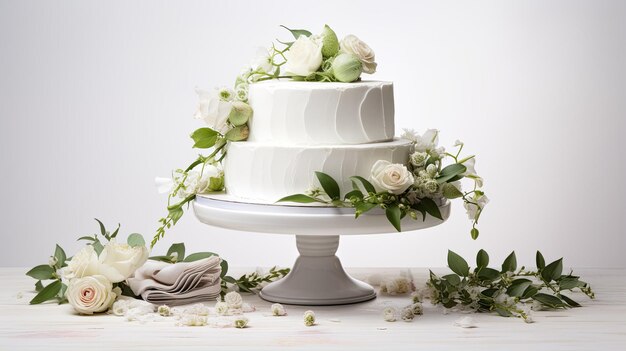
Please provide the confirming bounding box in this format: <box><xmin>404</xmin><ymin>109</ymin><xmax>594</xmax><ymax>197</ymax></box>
<box><xmin>426</xmin><ymin>249</ymin><xmax>595</xmax><ymax>322</ymax></box>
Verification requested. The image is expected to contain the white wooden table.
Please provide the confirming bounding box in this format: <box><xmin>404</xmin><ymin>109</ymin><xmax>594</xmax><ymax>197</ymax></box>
<box><xmin>1</xmin><ymin>267</ymin><xmax>624</xmax><ymax>351</ymax></box>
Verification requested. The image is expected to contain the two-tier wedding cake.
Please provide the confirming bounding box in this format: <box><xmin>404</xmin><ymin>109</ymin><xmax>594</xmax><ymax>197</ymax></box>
<box><xmin>224</xmin><ymin>80</ymin><xmax>412</xmax><ymax>202</ymax></box>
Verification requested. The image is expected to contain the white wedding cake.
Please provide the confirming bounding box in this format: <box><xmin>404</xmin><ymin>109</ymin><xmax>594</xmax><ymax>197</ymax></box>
<box><xmin>223</xmin><ymin>80</ymin><xmax>412</xmax><ymax>202</ymax></box>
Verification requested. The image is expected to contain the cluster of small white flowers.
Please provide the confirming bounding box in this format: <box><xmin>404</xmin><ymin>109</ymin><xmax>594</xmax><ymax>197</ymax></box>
<box><xmin>303</xmin><ymin>310</ymin><xmax>316</xmax><ymax>326</ymax></box>
<box><xmin>271</xmin><ymin>303</ymin><xmax>287</xmax><ymax>316</ymax></box>
<box><xmin>379</xmin><ymin>277</ymin><xmax>413</xmax><ymax>295</ymax></box>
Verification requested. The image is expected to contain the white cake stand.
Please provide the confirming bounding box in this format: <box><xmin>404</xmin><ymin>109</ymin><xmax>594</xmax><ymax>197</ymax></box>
<box><xmin>193</xmin><ymin>194</ymin><xmax>450</xmax><ymax>305</ymax></box>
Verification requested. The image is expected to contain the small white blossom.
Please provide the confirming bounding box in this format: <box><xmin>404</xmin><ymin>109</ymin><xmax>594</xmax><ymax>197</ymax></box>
<box><xmin>158</xmin><ymin>305</ymin><xmax>172</xmax><ymax>317</ymax></box>
<box><xmin>233</xmin><ymin>316</ymin><xmax>249</xmax><ymax>328</ymax></box>
<box><xmin>380</xmin><ymin>277</ymin><xmax>412</xmax><ymax>295</ymax></box>
<box><xmin>242</xmin><ymin>303</ymin><xmax>256</xmax><ymax>313</ymax></box>
<box><xmin>234</xmin><ymin>83</ymin><xmax>249</xmax><ymax>101</ymax></box>
<box><xmin>179</xmin><ymin>314</ymin><xmax>208</xmax><ymax>327</ymax></box>
<box><xmin>111</xmin><ymin>300</ymin><xmax>129</xmax><ymax>316</ymax></box>
<box><xmin>410</xmin><ymin>151</ymin><xmax>428</xmax><ymax>168</ymax></box>
<box><xmin>464</xmin><ymin>193</ymin><xmax>489</xmax><ymax>221</ymax></box>
<box><xmin>224</xmin><ymin>291</ymin><xmax>243</xmax><ymax>309</ymax></box>
<box><xmin>408</xmin><ymin>302</ymin><xmax>423</xmax><ymax>316</ymax></box>
<box><xmin>401</xmin><ymin>307</ymin><xmax>415</xmax><ymax>322</ymax></box>
<box><xmin>271</xmin><ymin>303</ymin><xmax>287</xmax><ymax>316</ymax></box>
<box><xmin>215</xmin><ymin>301</ymin><xmax>229</xmax><ymax>316</ymax></box>
<box><xmin>454</xmin><ymin>140</ymin><xmax>463</xmax><ymax>147</ymax></box>
<box><xmin>382</xmin><ymin>307</ymin><xmax>397</xmax><ymax>322</ymax></box>
<box><xmin>454</xmin><ymin>316</ymin><xmax>477</xmax><ymax>328</ymax></box>
<box><xmin>410</xmin><ymin>292</ymin><xmax>421</xmax><ymax>303</ymax></box>
<box><xmin>48</xmin><ymin>256</ymin><xmax>58</xmax><ymax>267</ymax></box>
<box><xmin>303</xmin><ymin>310</ymin><xmax>316</xmax><ymax>326</ymax></box>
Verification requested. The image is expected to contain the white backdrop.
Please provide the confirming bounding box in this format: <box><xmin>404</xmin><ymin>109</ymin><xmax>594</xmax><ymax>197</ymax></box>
<box><xmin>1</xmin><ymin>0</ymin><xmax>625</xmax><ymax>268</ymax></box>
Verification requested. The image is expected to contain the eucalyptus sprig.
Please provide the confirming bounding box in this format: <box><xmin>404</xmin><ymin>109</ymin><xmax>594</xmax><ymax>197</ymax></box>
<box><xmin>149</xmin><ymin>242</ymin><xmax>290</xmax><ymax>297</ymax></box>
<box><xmin>425</xmin><ymin>249</ymin><xmax>594</xmax><ymax>322</ymax></box>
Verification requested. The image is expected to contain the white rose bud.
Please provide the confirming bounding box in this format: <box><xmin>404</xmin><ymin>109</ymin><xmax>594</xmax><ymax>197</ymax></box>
<box><xmin>303</xmin><ymin>310</ymin><xmax>316</xmax><ymax>326</ymax></box>
<box><xmin>158</xmin><ymin>305</ymin><xmax>172</xmax><ymax>317</ymax></box>
<box><xmin>233</xmin><ymin>316</ymin><xmax>249</xmax><ymax>329</ymax></box>
<box><xmin>284</xmin><ymin>35</ymin><xmax>323</xmax><ymax>77</ymax></box>
<box><xmin>271</xmin><ymin>303</ymin><xmax>287</xmax><ymax>316</ymax></box>
<box><xmin>331</xmin><ymin>53</ymin><xmax>363</xmax><ymax>83</ymax></box>
<box><xmin>340</xmin><ymin>34</ymin><xmax>377</xmax><ymax>74</ymax></box>
<box><xmin>98</xmin><ymin>240</ymin><xmax>149</xmax><ymax>283</ymax></box>
<box><xmin>382</xmin><ymin>307</ymin><xmax>397</xmax><ymax>322</ymax></box>
<box><xmin>224</xmin><ymin>291</ymin><xmax>243</xmax><ymax>309</ymax></box>
<box><xmin>67</xmin><ymin>275</ymin><xmax>117</xmax><ymax>315</ymax></box>
<box><xmin>320</xmin><ymin>24</ymin><xmax>339</xmax><ymax>58</ymax></box>
<box><xmin>370</xmin><ymin>160</ymin><xmax>415</xmax><ymax>195</ymax></box>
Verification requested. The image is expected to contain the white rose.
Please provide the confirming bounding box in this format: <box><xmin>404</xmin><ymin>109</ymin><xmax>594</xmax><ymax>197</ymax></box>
<box><xmin>67</xmin><ymin>275</ymin><xmax>117</xmax><ymax>315</ymax></box>
<box><xmin>98</xmin><ymin>240</ymin><xmax>149</xmax><ymax>283</ymax></box>
<box><xmin>193</xmin><ymin>88</ymin><xmax>233</xmax><ymax>134</ymax></box>
<box><xmin>370</xmin><ymin>160</ymin><xmax>415</xmax><ymax>195</ymax></box>
<box><xmin>65</xmin><ymin>245</ymin><xmax>100</xmax><ymax>280</ymax></box>
<box><xmin>464</xmin><ymin>193</ymin><xmax>489</xmax><ymax>220</ymax></box>
<box><xmin>224</xmin><ymin>291</ymin><xmax>243</xmax><ymax>309</ymax></box>
<box><xmin>340</xmin><ymin>34</ymin><xmax>377</xmax><ymax>74</ymax></box>
<box><xmin>284</xmin><ymin>35</ymin><xmax>323</xmax><ymax>77</ymax></box>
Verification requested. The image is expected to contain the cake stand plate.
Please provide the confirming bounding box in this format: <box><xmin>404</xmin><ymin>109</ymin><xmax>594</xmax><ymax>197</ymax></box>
<box><xmin>193</xmin><ymin>194</ymin><xmax>450</xmax><ymax>305</ymax></box>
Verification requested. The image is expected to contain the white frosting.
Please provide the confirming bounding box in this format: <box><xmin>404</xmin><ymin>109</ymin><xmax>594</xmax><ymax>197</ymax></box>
<box><xmin>247</xmin><ymin>80</ymin><xmax>394</xmax><ymax>145</ymax></box>
<box><xmin>224</xmin><ymin>139</ymin><xmax>412</xmax><ymax>203</ymax></box>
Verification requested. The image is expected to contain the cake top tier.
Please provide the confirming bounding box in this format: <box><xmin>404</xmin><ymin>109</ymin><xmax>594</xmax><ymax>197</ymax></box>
<box><xmin>247</xmin><ymin>80</ymin><xmax>394</xmax><ymax>145</ymax></box>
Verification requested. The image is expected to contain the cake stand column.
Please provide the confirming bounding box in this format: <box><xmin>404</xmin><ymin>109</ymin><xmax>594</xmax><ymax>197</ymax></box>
<box><xmin>258</xmin><ymin>235</ymin><xmax>377</xmax><ymax>305</ymax></box>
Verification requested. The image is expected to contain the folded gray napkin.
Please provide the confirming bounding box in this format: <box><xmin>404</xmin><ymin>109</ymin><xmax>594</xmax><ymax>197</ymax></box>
<box><xmin>127</xmin><ymin>256</ymin><xmax>222</xmax><ymax>306</ymax></box>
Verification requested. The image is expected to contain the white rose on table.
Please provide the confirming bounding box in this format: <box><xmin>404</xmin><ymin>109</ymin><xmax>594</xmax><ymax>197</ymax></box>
<box><xmin>284</xmin><ymin>35</ymin><xmax>323</xmax><ymax>77</ymax></box>
<box><xmin>193</xmin><ymin>88</ymin><xmax>233</xmax><ymax>134</ymax></box>
<box><xmin>98</xmin><ymin>240</ymin><xmax>149</xmax><ymax>283</ymax></box>
<box><xmin>340</xmin><ymin>34</ymin><xmax>377</xmax><ymax>74</ymax></box>
<box><xmin>64</xmin><ymin>245</ymin><xmax>100</xmax><ymax>280</ymax></box>
<box><xmin>67</xmin><ymin>275</ymin><xmax>118</xmax><ymax>315</ymax></box>
<box><xmin>370</xmin><ymin>160</ymin><xmax>415</xmax><ymax>195</ymax></box>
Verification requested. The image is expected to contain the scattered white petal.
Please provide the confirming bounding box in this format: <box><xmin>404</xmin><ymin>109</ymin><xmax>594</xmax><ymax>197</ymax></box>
<box><xmin>454</xmin><ymin>316</ymin><xmax>477</xmax><ymax>328</ymax></box>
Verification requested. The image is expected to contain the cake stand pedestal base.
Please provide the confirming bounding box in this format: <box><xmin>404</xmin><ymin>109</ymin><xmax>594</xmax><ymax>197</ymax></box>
<box><xmin>259</xmin><ymin>235</ymin><xmax>376</xmax><ymax>305</ymax></box>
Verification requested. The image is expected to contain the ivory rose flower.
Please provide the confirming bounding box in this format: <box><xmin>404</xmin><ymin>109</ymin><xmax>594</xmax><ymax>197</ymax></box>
<box><xmin>64</xmin><ymin>245</ymin><xmax>100</xmax><ymax>280</ymax></box>
<box><xmin>284</xmin><ymin>35</ymin><xmax>323</xmax><ymax>77</ymax></box>
<box><xmin>340</xmin><ymin>34</ymin><xmax>377</xmax><ymax>74</ymax></box>
<box><xmin>193</xmin><ymin>88</ymin><xmax>233</xmax><ymax>134</ymax></box>
<box><xmin>98</xmin><ymin>240</ymin><xmax>149</xmax><ymax>283</ymax></box>
<box><xmin>370</xmin><ymin>160</ymin><xmax>414</xmax><ymax>195</ymax></box>
<box><xmin>67</xmin><ymin>275</ymin><xmax>117</xmax><ymax>315</ymax></box>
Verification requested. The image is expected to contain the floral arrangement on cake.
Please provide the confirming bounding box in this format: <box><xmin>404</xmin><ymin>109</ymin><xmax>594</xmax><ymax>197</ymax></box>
<box><xmin>279</xmin><ymin>129</ymin><xmax>488</xmax><ymax>238</ymax></box>
<box><xmin>153</xmin><ymin>24</ymin><xmax>380</xmax><ymax>246</ymax></box>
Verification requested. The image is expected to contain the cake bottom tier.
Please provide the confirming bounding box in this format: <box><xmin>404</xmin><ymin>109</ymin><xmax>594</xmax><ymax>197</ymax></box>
<box><xmin>223</xmin><ymin>139</ymin><xmax>412</xmax><ymax>203</ymax></box>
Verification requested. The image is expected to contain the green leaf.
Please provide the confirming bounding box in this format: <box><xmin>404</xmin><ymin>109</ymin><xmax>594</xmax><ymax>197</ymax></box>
<box><xmin>480</xmin><ymin>288</ymin><xmax>498</xmax><ymax>298</ymax></box>
<box><xmin>558</xmin><ymin>277</ymin><xmax>582</xmax><ymax>290</ymax></box>
<box><xmin>169</xmin><ymin>206</ymin><xmax>184</xmax><ymax>225</ymax></box>
<box><xmin>92</xmin><ymin>240</ymin><xmax>104</xmax><ymax>256</ymax></box>
<box><xmin>385</xmin><ymin>205</ymin><xmax>402</xmax><ymax>232</ymax></box>
<box><xmin>495</xmin><ymin>307</ymin><xmax>513</xmax><ymax>317</ymax></box>
<box><xmin>501</xmin><ymin>251</ymin><xmax>517</xmax><ymax>272</ymax></box>
<box><xmin>222</xmin><ymin>275</ymin><xmax>237</xmax><ymax>284</ymax></box>
<box><xmin>442</xmin><ymin>183</ymin><xmax>463</xmax><ymax>199</ymax></box>
<box><xmin>541</xmin><ymin>258</ymin><xmax>563</xmax><ymax>281</ymax></box>
<box><xmin>315</xmin><ymin>171</ymin><xmax>340</xmax><ymax>200</ymax></box>
<box><xmin>110</xmin><ymin>224</ymin><xmax>121</xmax><ymax>239</ymax></box>
<box><xmin>349</xmin><ymin>176</ymin><xmax>376</xmax><ymax>194</ymax></box>
<box><xmin>276</xmin><ymin>194</ymin><xmax>326</xmax><ymax>204</ymax></box>
<box><xmin>506</xmin><ymin>279</ymin><xmax>532</xmax><ymax>297</ymax></box>
<box><xmin>183</xmin><ymin>252</ymin><xmax>218</xmax><ymax>262</ymax></box>
<box><xmin>127</xmin><ymin>233</ymin><xmax>146</xmax><ymax>248</ymax></box>
<box><xmin>26</xmin><ymin>265</ymin><xmax>55</xmax><ymax>280</ymax></box>
<box><xmin>447</xmin><ymin>250</ymin><xmax>470</xmax><ymax>277</ymax></box>
<box><xmin>559</xmin><ymin>294</ymin><xmax>581</xmax><ymax>307</ymax></box>
<box><xmin>522</xmin><ymin>285</ymin><xmax>539</xmax><ymax>299</ymax></box>
<box><xmin>536</xmin><ymin>251</ymin><xmax>546</xmax><ymax>269</ymax></box>
<box><xmin>476</xmin><ymin>249</ymin><xmax>489</xmax><ymax>268</ymax></box>
<box><xmin>54</xmin><ymin>245</ymin><xmax>66</xmax><ymax>268</ymax></box>
<box><xmin>35</xmin><ymin>280</ymin><xmax>44</xmax><ymax>292</ymax></box>
<box><xmin>419</xmin><ymin>197</ymin><xmax>443</xmax><ymax>220</ymax></box>
<box><xmin>442</xmin><ymin>274</ymin><xmax>461</xmax><ymax>286</ymax></box>
<box><xmin>167</xmin><ymin>243</ymin><xmax>186</xmax><ymax>261</ymax></box>
<box><xmin>30</xmin><ymin>280</ymin><xmax>62</xmax><ymax>305</ymax></box>
<box><xmin>436</xmin><ymin>164</ymin><xmax>467</xmax><ymax>184</ymax></box>
<box><xmin>280</xmin><ymin>25</ymin><xmax>312</xmax><ymax>39</ymax></box>
<box><xmin>220</xmin><ymin>259</ymin><xmax>228</xmax><ymax>278</ymax></box>
<box><xmin>57</xmin><ymin>283</ymin><xmax>68</xmax><ymax>304</ymax></box>
<box><xmin>532</xmin><ymin>293</ymin><xmax>567</xmax><ymax>308</ymax></box>
<box><xmin>95</xmin><ymin>218</ymin><xmax>108</xmax><ymax>239</ymax></box>
<box><xmin>190</xmin><ymin>127</ymin><xmax>219</xmax><ymax>148</ymax></box>
<box><xmin>77</xmin><ymin>235</ymin><xmax>96</xmax><ymax>242</ymax></box>
<box><xmin>355</xmin><ymin>202</ymin><xmax>377</xmax><ymax>218</ymax></box>
<box><xmin>344</xmin><ymin>189</ymin><xmax>364</xmax><ymax>201</ymax></box>
<box><xmin>477</xmin><ymin>267</ymin><xmax>500</xmax><ymax>281</ymax></box>
<box><xmin>148</xmin><ymin>255</ymin><xmax>175</xmax><ymax>263</ymax></box>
